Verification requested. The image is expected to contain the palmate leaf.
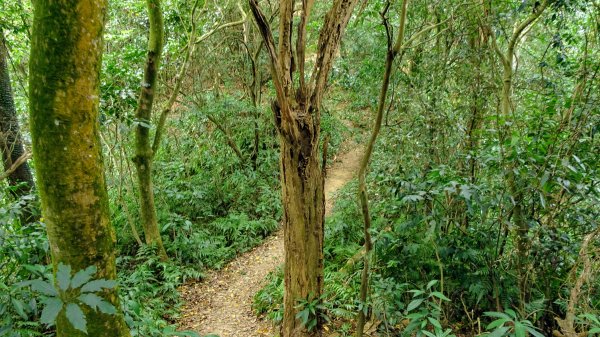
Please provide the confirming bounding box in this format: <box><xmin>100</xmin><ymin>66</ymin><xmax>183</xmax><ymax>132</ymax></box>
<box><xmin>31</xmin><ymin>279</ymin><xmax>58</xmax><ymax>297</ymax></box>
<box><xmin>78</xmin><ymin>292</ymin><xmax>118</xmax><ymax>315</ymax></box>
<box><xmin>78</xmin><ymin>293</ymin><xmax>102</xmax><ymax>310</ymax></box>
<box><xmin>56</xmin><ymin>263</ymin><xmax>72</xmax><ymax>291</ymax></box>
<box><xmin>66</xmin><ymin>303</ymin><xmax>87</xmax><ymax>334</ymax></box>
<box><xmin>71</xmin><ymin>266</ymin><xmax>97</xmax><ymax>289</ymax></box>
<box><xmin>40</xmin><ymin>298</ymin><xmax>63</xmax><ymax>325</ymax></box>
<box><xmin>80</xmin><ymin>279</ymin><xmax>117</xmax><ymax>293</ymax></box>
<box><xmin>97</xmin><ymin>300</ymin><xmax>117</xmax><ymax>315</ymax></box>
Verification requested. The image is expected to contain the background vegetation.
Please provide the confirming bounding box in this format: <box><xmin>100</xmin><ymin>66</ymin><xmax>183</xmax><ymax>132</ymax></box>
<box><xmin>1</xmin><ymin>0</ymin><xmax>599</xmax><ymax>336</ymax></box>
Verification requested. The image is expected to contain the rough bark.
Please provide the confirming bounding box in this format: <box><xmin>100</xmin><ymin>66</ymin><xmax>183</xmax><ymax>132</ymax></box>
<box><xmin>29</xmin><ymin>1</ymin><xmax>131</xmax><ymax>336</ymax></box>
<box><xmin>133</xmin><ymin>0</ymin><xmax>167</xmax><ymax>259</ymax></box>
<box><xmin>356</xmin><ymin>2</ymin><xmax>408</xmax><ymax>335</ymax></box>
<box><xmin>0</xmin><ymin>31</ymin><xmax>35</xmax><ymax>199</ymax></box>
<box><xmin>249</xmin><ymin>0</ymin><xmax>360</xmax><ymax>335</ymax></box>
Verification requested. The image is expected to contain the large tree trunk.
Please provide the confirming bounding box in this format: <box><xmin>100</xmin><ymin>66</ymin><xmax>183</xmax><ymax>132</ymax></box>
<box><xmin>0</xmin><ymin>31</ymin><xmax>35</xmax><ymax>199</ymax></box>
<box><xmin>278</xmin><ymin>105</ymin><xmax>326</xmax><ymax>336</ymax></box>
<box><xmin>133</xmin><ymin>0</ymin><xmax>167</xmax><ymax>259</ymax></box>
<box><xmin>249</xmin><ymin>0</ymin><xmax>359</xmax><ymax>335</ymax></box>
<box><xmin>29</xmin><ymin>1</ymin><xmax>131</xmax><ymax>336</ymax></box>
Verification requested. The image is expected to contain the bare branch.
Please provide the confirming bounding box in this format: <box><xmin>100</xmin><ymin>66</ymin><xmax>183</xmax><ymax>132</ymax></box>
<box><xmin>248</xmin><ymin>0</ymin><xmax>289</xmax><ymax>115</ymax></box>
<box><xmin>0</xmin><ymin>152</ymin><xmax>31</xmax><ymax>181</ymax></box>
<box><xmin>309</xmin><ymin>0</ymin><xmax>361</xmax><ymax>108</ymax></box>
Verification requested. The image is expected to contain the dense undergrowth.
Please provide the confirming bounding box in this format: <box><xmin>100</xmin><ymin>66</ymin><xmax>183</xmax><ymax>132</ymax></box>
<box><xmin>1</xmin><ymin>90</ymin><xmax>350</xmax><ymax>336</ymax></box>
<box><xmin>2</xmin><ymin>0</ymin><xmax>600</xmax><ymax>336</ymax></box>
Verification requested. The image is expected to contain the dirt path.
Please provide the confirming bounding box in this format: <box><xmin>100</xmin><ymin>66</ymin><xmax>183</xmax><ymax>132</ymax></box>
<box><xmin>179</xmin><ymin>143</ymin><xmax>363</xmax><ymax>337</ymax></box>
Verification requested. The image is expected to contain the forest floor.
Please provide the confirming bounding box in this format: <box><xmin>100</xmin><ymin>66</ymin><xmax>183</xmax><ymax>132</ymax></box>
<box><xmin>178</xmin><ymin>138</ymin><xmax>364</xmax><ymax>337</ymax></box>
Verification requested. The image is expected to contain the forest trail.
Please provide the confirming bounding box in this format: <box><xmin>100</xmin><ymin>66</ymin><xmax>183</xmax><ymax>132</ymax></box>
<box><xmin>179</xmin><ymin>141</ymin><xmax>364</xmax><ymax>337</ymax></box>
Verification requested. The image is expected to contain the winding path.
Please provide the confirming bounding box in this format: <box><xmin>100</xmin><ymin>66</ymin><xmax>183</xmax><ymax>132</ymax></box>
<box><xmin>178</xmin><ymin>143</ymin><xmax>363</xmax><ymax>337</ymax></box>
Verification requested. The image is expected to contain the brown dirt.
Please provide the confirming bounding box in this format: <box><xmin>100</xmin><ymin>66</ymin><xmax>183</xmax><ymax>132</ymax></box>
<box><xmin>178</xmin><ymin>143</ymin><xmax>364</xmax><ymax>337</ymax></box>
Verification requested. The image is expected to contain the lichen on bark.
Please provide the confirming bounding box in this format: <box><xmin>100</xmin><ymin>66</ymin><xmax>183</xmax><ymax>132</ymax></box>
<box><xmin>29</xmin><ymin>1</ymin><xmax>131</xmax><ymax>336</ymax></box>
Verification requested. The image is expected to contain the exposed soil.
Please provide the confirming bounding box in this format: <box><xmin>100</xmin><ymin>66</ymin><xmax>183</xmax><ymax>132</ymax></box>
<box><xmin>178</xmin><ymin>142</ymin><xmax>364</xmax><ymax>337</ymax></box>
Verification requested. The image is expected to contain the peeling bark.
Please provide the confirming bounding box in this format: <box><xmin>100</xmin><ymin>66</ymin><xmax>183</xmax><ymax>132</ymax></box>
<box><xmin>249</xmin><ymin>0</ymin><xmax>360</xmax><ymax>335</ymax></box>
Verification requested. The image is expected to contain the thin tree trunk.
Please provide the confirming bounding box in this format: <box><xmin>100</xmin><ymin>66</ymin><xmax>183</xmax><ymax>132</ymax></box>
<box><xmin>0</xmin><ymin>31</ymin><xmax>35</xmax><ymax>202</ymax></box>
<box><xmin>133</xmin><ymin>0</ymin><xmax>167</xmax><ymax>259</ymax></box>
<box><xmin>355</xmin><ymin>2</ymin><xmax>408</xmax><ymax>335</ymax></box>
<box><xmin>487</xmin><ymin>0</ymin><xmax>550</xmax><ymax>309</ymax></box>
<box><xmin>29</xmin><ymin>1</ymin><xmax>131</xmax><ymax>336</ymax></box>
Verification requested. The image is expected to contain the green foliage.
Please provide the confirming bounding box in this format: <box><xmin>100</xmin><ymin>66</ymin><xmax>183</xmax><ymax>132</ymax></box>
<box><xmin>483</xmin><ymin>309</ymin><xmax>545</xmax><ymax>337</ymax></box>
<box><xmin>577</xmin><ymin>313</ymin><xmax>600</xmax><ymax>336</ymax></box>
<box><xmin>117</xmin><ymin>245</ymin><xmax>202</xmax><ymax>337</ymax></box>
<box><xmin>17</xmin><ymin>264</ymin><xmax>118</xmax><ymax>334</ymax></box>
<box><xmin>253</xmin><ymin>266</ymin><xmax>284</xmax><ymax>324</ymax></box>
<box><xmin>401</xmin><ymin>280</ymin><xmax>455</xmax><ymax>337</ymax></box>
<box><xmin>295</xmin><ymin>294</ymin><xmax>329</xmax><ymax>332</ymax></box>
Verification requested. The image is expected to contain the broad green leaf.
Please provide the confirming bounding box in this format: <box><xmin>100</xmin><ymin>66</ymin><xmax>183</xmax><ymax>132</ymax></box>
<box><xmin>484</xmin><ymin>311</ymin><xmax>510</xmax><ymax>320</ymax></box>
<box><xmin>97</xmin><ymin>300</ymin><xmax>117</xmax><ymax>315</ymax></box>
<box><xmin>0</xmin><ymin>325</ymin><xmax>11</xmax><ymax>335</ymax></box>
<box><xmin>409</xmin><ymin>289</ymin><xmax>425</xmax><ymax>297</ymax></box>
<box><xmin>71</xmin><ymin>266</ymin><xmax>97</xmax><ymax>289</ymax></box>
<box><xmin>514</xmin><ymin>321</ymin><xmax>525</xmax><ymax>337</ymax></box>
<box><xmin>431</xmin><ymin>291</ymin><xmax>450</xmax><ymax>302</ymax></box>
<box><xmin>57</xmin><ymin>263</ymin><xmax>71</xmax><ymax>291</ymax></box>
<box><xmin>11</xmin><ymin>299</ymin><xmax>27</xmax><ymax>319</ymax></box>
<box><xmin>78</xmin><ymin>293</ymin><xmax>103</xmax><ymax>311</ymax></box>
<box><xmin>486</xmin><ymin>326</ymin><xmax>510</xmax><ymax>337</ymax></box>
<box><xmin>31</xmin><ymin>280</ymin><xmax>58</xmax><ymax>297</ymax></box>
<box><xmin>66</xmin><ymin>303</ymin><xmax>87</xmax><ymax>333</ymax></box>
<box><xmin>80</xmin><ymin>279</ymin><xmax>117</xmax><ymax>293</ymax></box>
<box><xmin>427</xmin><ymin>317</ymin><xmax>442</xmax><ymax>330</ymax></box>
<box><xmin>426</xmin><ymin>280</ymin><xmax>439</xmax><ymax>289</ymax></box>
<box><xmin>487</xmin><ymin>318</ymin><xmax>510</xmax><ymax>330</ymax></box>
<box><xmin>406</xmin><ymin>312</ymin><xmax>426</xmax><ymax>320</ymax></box>
<box><xmin>295</xmin><ymin>308</ymin><xmax>309</xmax><ymax>324</ymax></box>
<box><xmin>14</xmin><ymin>280</ymin><xmax>33</xmax><ymax>289</ymax></box>
<box><xmin>525</xmin><ymin>327</ymin><xmax>546</xmax><ymax>337</ymax></box>
<box><xmin>40</xmin><ymin>298</ymin><xmax>63</xmax><ymax>324</ymax></box>
<box><xmin>406</xmin><ymin>298</ymin><xmax>424</xmax><ymax>312</ymax></box>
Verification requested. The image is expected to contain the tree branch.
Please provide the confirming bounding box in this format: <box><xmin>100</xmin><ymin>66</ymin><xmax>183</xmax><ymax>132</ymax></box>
<box><xmin>0</xmin><ymin>152</ymin><xmax>31</xmax><ymax>181</ymax></box>
<box><xmin>309</xmin><ymin>0</ymin><xmax>361</xmax><ymax>108</ymax></box>
<box><xmin>248</xmin><ymin>0</ymin><xmax>290</xmax><ymax>121</ymax></box>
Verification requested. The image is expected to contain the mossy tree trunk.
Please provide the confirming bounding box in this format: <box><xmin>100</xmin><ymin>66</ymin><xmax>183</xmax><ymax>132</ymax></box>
<box><xmin>29</xmin><ymin>1</ymin><xmax>131</xmax><ymax>336</ymax></box>
<box><xmin>249</xmin><ymin>0</ymin><xmax>360</xmax><ymax>335</ymax></box>
<box><xmin>133</xmin><ymin>0</ymin><xmax>167</xmax><ymax>259</ymax></box>
<box><xmin>0</xmin><ymin>31</ymin><xmax>35</xmax><ymax>201</ymax></box>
